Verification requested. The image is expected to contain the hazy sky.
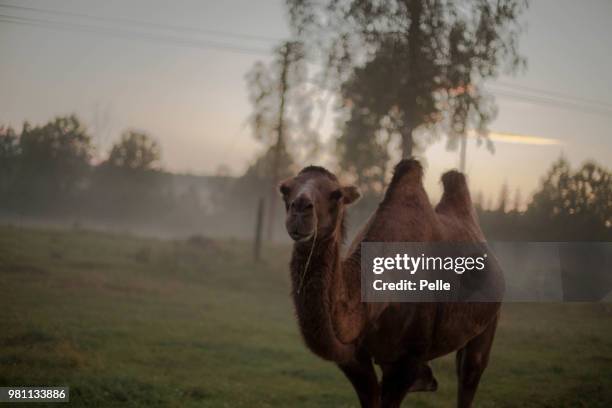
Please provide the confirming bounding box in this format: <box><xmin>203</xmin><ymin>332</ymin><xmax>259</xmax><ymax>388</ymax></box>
<box><xmin>1</xmin><ymin>0</ymin><xmax>611</xmax><ymax>205</ymax></box>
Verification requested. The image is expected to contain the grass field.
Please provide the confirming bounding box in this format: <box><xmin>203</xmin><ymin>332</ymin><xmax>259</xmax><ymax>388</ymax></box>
<box><xmin>0</xmin><ymin>225</ymin><xmax>611</xmax><ymax>407</ymax></box>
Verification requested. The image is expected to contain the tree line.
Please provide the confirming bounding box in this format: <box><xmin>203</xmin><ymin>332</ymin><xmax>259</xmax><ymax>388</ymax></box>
<box><xmin>0</xmin><ymin>115</ymin><xmax>174</xmax><ymax>225</ymax></box>
<box><xmin>0</xmin><ymin>114</ymin><xmax>292</xmax><ymax>237</ymax></box>
<box><xmin>477</xmin><ymin>157</ymin><xmax>611</xmax><ymax>241</ymax></box>
<box><xmin>0</xmin><ymin>114</ymin><xmax>610</xmax><ymax>240</ymax></box>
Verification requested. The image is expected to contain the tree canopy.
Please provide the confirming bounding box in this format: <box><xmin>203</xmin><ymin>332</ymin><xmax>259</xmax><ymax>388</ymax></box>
<box><xmin>18</xmin><ymin>114</ymin><xmax>93</xmax><ymax>195</ymax></box>
<box><xmin>106</xmin><ymin>131</ymin><xmax>161</xmax><ymax>171</ymax></box>
<box><xmin>528</xmin><ymin>158</ymin><xmax>612</xmax><ymax>231</ymax></box>
<box><xmin>287</xmin><ymin>0</ymin><xmax>528</xmax><ymax>187</ymax></box>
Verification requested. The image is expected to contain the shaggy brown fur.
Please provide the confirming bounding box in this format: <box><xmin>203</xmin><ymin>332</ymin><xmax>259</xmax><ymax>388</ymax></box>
<box><xmin>280</xmin><ymin>159</ymin><xmax>500</xmax><ymax>408</ymax></box>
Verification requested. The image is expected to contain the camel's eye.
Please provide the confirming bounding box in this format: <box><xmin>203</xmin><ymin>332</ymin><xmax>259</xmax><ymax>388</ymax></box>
<box><xmin>330</xmin><ymin>189</ymin><xmax>343</xmax><ymax>201</ymax></box>
<box><xmin>279</xmin><ymin>184</ymin><xmax>291</xmax><ymax>196</ymax></box>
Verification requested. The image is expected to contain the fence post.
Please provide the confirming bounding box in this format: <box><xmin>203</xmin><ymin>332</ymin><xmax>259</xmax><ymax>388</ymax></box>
<box><xmin>254</xmin><ymin>197</ymin><xmax>264</xmax><ymax>262</ymax></box>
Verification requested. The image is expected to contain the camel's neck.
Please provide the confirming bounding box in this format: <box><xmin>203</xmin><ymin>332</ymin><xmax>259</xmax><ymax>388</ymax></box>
<box><xmin>289</xmin><ymin>216</ymin><xmax>362</xmax><ymax>363</ymax></box>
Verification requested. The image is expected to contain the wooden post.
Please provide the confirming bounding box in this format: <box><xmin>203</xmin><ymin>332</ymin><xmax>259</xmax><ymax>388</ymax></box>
<box><xmin>254</xmin><ymin>197</ymin><xmax>265</xmax><ymax>262</ymax></box>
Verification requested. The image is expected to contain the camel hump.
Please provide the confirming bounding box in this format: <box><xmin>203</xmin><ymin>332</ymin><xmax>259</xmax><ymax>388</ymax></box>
<box><xmin>380</xmin><ymin>158</ymin><xmax>426</xmax><ymax>207</ymax></box>
<box><xmin>441</xmin><ymin>170</ymin><xmax>467</xmax><ymax>194</ymax></box>
<box><xmin>392</xmin><ymin>158</ymin><xmax>423</xmax><ymax>183</ymax></box>
<box><xmin>436</xmin><ymin>169</ymin><xmax>473</xmax><ymax>218</ymax></box>
<box><xmin>384</xmin><ymin>158</ymin><xmax>424</xmax><ymax>192</ymax></box>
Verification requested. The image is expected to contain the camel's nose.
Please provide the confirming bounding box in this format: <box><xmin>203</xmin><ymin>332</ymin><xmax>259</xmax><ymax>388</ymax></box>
<box><xmin>291</xmin><ymin>195</ymin><xmax>313</xmax><ymax>214</ymax></box>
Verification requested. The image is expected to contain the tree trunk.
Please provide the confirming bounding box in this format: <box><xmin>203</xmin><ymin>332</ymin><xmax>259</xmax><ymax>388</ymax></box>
<box><xmin>266</xmin><ymin>139</ymin><xmax>282</xmax><ymax>241</ymax></box>
<box><xmin>403</xmin><ymin>0</ymin><xmax>421</xmax><ymax>160</ymax></box>
<box><xmin>266</xmin><ymin>44</ymin><xmax>291</xmax><ymax>241</ymax></box>
<box><xmin>459</xmin><ymin>133</ymin><xmax>467</xmax><ymax>173</ymax></box>
<box><xmin>401</xmin><ymin>125</ymin><xmax>414</xmax><ymax>159</ymax></box>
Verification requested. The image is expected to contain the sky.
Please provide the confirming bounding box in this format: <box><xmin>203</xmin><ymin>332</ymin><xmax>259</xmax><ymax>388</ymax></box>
<box><xmin>1</xmin><ymin>0</ymin><xmax>611</xmax><ymax>207</ymax></box>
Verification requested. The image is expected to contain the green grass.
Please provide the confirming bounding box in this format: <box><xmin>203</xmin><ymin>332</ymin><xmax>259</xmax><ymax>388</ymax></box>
<box><xmin>0</xmin><ymin>225</ymin><xmax>611</xmax><ymax>407</ymax></box>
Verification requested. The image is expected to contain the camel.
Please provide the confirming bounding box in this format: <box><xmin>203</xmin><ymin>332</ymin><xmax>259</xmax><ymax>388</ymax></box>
<box><xmin>279</xmin><ymin>159</ymin><xmax>501</xmax><ymax>408</ymax></box>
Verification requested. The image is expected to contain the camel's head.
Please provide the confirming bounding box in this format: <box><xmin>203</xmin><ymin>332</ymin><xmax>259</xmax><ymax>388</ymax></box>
<box><xmin>279</xmin><ymin>166</ymin><xmax>360</xmax><ymax>242</ymax></box>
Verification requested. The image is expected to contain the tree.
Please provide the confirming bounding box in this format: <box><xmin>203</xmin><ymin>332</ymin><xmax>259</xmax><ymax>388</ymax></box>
<box><xmin>287</xmin><ymin>0</ymin><xmax>527</xmax><ymax>179</ymax></box>
<box><xmin>236</xmin><ymin>143</ymin><xmax>295</xmax><ymax>200</ymax></box>
<box><xmin>92</xmin><ymin>130</ymin><xmax>166</xmax><ymax>220</ymax></box>
<box><xmin>512</xmin><ymin>187</ymin><xmax>522</xmax><ymax>212</ymax></box>
<box><xmin>474</xmin><ymin>190</ymin><xmax>484</xmax><ymax>211</ymax></box>
<box><xmin>526</xmin><ymin>157</ymin><xmax>612</xmax><ymax>299</ymax></box>
<box><xmin>19</xmin><ymin>115</ymin><xmax>93</xmax><ymax>197</ymax></box>
<box><xmin>0</xmin><ymin>126</ymin><xmax>19</xmax><ymax>159</ymax></box>
<box><xmin>0</xmin><ymin>125</ymin><xmax>19</xmax><ymax>194</ymax></box>
<box><xmin>528</xmin><ymin>157</ymin><xmax>612</xmax><ymax>232</ymax></box>
<box><xmin>246</xmin><ymin>41</ymin><xmax>317</xmax><ymax>239</ymax></box>
<box><xmin>106</xmin><ymin>131</ymin><xmax>161</xmax><ymax>170</ymax></box>
<box><xmin>474</xmin><ymin>158</ymin><xmax>611</xmax><ymax>242</ymax></box>
<box><xmin>497</xmin><ymin>181</ymin><xmax>509</xmax><ymax>213</ymax></box>
<box><xmin>336</xmin><ymin>97</ymin><xmax>395</xmax><ymax>194</ymax></box>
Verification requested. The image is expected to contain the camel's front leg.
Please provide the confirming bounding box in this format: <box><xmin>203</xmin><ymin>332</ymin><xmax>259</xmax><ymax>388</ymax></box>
<box><xmin>337</xmin><ymin>352</ymin><xmax>381</xmax><ymax>408</ymax></box>
<box><xmin>379</xmin><ymin>357</ymin><xmax>422</xmax><ymax>408</ymax></box>
<box><xmin>456</xmin><ymin>316</ymin><xmax>498</xmax><ymax>408</ymax></box>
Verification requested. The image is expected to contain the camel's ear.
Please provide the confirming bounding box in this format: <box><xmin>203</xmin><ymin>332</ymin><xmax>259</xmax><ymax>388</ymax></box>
<box><xmin>340</xmin><ymin>185</ymin><xmax>361</xmax><ymax>205</ymax></box>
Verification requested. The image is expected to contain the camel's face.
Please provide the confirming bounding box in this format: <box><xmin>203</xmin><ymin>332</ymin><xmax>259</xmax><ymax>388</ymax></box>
<box><xmin>279</xmin><ymin>167</ymin><xmax>360</xmax><ymax>242</ymax></box>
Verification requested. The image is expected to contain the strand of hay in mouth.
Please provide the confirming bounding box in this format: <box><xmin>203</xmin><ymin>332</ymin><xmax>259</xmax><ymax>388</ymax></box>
<box><xmin>297</xmin><ymin>220</ymin><xmax>318</xmax><ymax>295</ymax></box>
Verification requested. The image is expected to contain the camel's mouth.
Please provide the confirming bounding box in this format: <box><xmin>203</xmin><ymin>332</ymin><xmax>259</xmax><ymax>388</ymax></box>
<box><xmin>288</xmin><ymin>230</ymin><xmax>314</xmax><ymax>242</ymax></box>
<box><xmin>286</xmin><ymin>214</ymin><xmax>316</xmax><ymax>242</ymax></box>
